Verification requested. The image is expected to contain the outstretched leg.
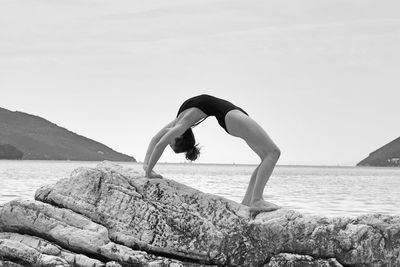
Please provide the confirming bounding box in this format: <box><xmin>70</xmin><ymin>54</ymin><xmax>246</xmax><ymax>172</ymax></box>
<box><xmin>249</xmin><ymin>148</ymin><xmax>280</xmax><ymax>211</ymax></box>
<box><xmin>225</xmin><ymin>110</ymin><xmax>281</xmax><ymax>212</ymax></box>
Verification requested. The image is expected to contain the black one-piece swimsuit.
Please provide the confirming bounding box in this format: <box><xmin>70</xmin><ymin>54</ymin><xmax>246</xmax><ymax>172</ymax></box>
<box><xmin>176</xmin><ymin>94</ymin><xmax>249</xmax><ymax>133</ymax></box>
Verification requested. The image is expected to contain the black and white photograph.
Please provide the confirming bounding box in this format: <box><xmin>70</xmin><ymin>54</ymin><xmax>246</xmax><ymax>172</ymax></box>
<box><xmin>0</xmin><ymin>0</ymin><xmax>399</xmax><ymax>266</ymax></box>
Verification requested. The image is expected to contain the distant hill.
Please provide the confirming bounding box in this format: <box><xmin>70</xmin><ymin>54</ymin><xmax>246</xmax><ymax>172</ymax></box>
<box><xmin>0</xmin><ymin>143</ymin><xmax>23</xmax><ymax>159</ymax></box>
<box><xmin>0</xmin><ymin>107</ymin><xmax>136</xmax><ymax>162</ymax></box>
<box><xmin>357</xmin><ymin>137</ymin><xmax>400</xmax><ymax>167</ymax></box>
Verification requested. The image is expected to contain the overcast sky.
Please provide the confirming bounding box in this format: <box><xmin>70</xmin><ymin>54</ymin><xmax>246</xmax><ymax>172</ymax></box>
<box><xmin>1</xmin><ymin>0</ymin><xmax>399</xmax><ymax>165</ymax></box>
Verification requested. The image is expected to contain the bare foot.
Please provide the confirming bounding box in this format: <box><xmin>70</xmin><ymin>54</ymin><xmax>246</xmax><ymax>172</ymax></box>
<box><xmin>146</xmin><ymin>171</ymin><xmax>163</xmax><ymax>179</ymax></box>
<box><xmin>249</xmin><ymin>199</ymin><xmax>280</xmax><ymax>212</ymax></box>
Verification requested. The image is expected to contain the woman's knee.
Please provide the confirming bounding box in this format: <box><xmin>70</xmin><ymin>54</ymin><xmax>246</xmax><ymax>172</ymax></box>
<box><xmin>274</xmin><ymin>147</ymin><xmax>281</xmax><ymax>159</ymax></box>
<box><xmin>263</xmin><ymin>145</ymin><xmax>281</xmax><ymax>160</ymax></box>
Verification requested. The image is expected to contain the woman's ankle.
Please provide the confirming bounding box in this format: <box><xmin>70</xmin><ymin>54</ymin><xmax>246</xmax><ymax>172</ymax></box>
<box><xmin>250</xmin><ymin>198</ymin><xmax>263</xmax><ymax>205</ymax></box>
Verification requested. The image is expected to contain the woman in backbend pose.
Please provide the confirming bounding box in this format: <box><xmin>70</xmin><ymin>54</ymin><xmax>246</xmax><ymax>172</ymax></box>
<box><xmin>143</xmin><ymin>94</ymin><xmax>281</xmax><ymax>212</ymax></box>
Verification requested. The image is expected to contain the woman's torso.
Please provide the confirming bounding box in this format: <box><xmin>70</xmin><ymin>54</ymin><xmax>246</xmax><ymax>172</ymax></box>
<box><xmin>176</xmin><ymin>94</ymin><xmax>248</xmax><ymax>132</ymax></box>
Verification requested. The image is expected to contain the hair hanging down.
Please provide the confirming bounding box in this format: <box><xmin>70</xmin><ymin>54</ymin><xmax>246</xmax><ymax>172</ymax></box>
<box><xmin>174</xmin><ymin>128</ymin><xmax>201</xmax><ymax>161</ymax></box>
<box><xmin>185</xmin><ymin>145</ymin><xmax>200</xmax><ymax>161</ymax></box>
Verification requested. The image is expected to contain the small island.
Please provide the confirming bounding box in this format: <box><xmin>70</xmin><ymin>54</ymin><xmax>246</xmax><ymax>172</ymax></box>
<box><xmin>0</xmin><ymin>107</ymin><xmax>135</xmax><ymax>162</ymax></box>
<box><xmin>357</xmin><ymin>137</ymin><xmax>400</xmax><ymax>167</ymax></box>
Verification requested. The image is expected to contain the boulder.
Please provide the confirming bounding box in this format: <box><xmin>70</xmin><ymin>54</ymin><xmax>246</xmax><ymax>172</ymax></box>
<box><xmin>0</xmin><ymin>199</ymin><xmax>210</xmax><ymax>267</ymax></box>
<box><xmin>34</xmin><ymin>163</ymin><xmax>248</xmax><ymax>264</ymax></box>
<box><xmin>1</xmin><ymin>162</ymin><xmax>399</xmax><ymax>266</ymax></box>
<box><xmin>0</xmin><ymin>232</ymin><xmax>102</xmax><ymax>266</ymax></box>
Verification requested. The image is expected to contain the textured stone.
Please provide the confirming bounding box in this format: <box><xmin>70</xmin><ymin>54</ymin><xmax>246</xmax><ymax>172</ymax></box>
<box><xmin>31</xmin><ymin>162</ymin><xmax>400</xmax><ymax>266</ymax></box>
<box><xmin>0</xmin><ymin>238</ymin><xmax>68</xmax><ymax>267</ymax></box>
<box><xmin>0</xmin><ymin>232</ymin><xmax>103</xmax><ymax>267</ymax></box>
<box><xmin>0</xmin><ymin>200</ymin><xmax>200</xmax><ymax>266</ymax></box>
<box><xmin>35</xmin><ymin>162</ymin><xmax>247</xmax><ymax>265</ymax></box>
<box><xmin>248</xmin><ymin>210</ymin><xmax>400</xmax><ymax>266</ymax></box>
<box><xmin>0</xmin><ymin>260</ymin><xmax>25</xmax><ymax>267</ymax></box>
<box><xmin>264</xmin><ymin>253</ymin><xmax>343</xmax><ymax>267</ymax></box>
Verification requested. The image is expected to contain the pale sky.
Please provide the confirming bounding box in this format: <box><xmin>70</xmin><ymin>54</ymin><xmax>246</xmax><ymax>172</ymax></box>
<box><xmin>1</xmin><ymin>0</ymin><xmax>399</xmax><ymax>165</ymax></box>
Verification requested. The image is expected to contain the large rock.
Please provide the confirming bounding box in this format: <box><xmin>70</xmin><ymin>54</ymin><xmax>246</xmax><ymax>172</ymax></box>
<box><xmin>0</xmin><ymin>232</ymin><xmax>102</xmax><ymax>267</ymax></box>
<box><xmin>1</xmin><ymin>162</ymin><xmax>399</xmax><ymax>266</ymax></box>
<box><xmin>34</xmin><ymin>163</ymin><xmax>248</xmax><ymax>265</ymax></box>
<box><xmin>29</xmin><ymin>162</ymin><xmax>399</xmax><ymax>266</ymax></box>
<box><xmin>0</xmin><ymin>199</ymin><xmax>208</xmax><ymax>266</ymax></box>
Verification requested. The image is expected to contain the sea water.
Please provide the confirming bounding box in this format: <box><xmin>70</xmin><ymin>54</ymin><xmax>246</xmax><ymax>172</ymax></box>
<box><xmin>0</xmin><ymin>160</ymin><xmax>399</xmax><ymax>217</ymax></box>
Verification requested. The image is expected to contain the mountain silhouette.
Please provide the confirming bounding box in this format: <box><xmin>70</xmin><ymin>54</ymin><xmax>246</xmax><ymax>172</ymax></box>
<box><xmin>0</xmin><ymin>107</ymin><xmax>135</xmax><ymax>162</ymax></box>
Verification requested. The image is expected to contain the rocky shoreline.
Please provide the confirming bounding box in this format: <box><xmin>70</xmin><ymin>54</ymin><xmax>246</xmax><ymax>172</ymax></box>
<box><xmin>1</xmin><ymin>162</ymin><xmax>399</xmax><ymax>266</ymax></box>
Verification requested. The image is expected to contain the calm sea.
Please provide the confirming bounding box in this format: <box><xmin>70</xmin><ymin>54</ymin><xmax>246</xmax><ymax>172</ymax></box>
<box><xmin>0</xmin><ymin>160</ymin><xmax>399</xmax><ymax>218</ymax></box>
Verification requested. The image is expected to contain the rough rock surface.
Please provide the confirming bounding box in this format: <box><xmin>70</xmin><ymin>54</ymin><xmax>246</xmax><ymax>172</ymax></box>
<box><xmin>1</xmin><ymin>162</ymin><xmax>399</xmax><ymax>266</ymax></box>
<box><xmin>0</xmin><ymin>199</ymin><xmax>211</xmax><ymax>266</ymax></box>
<box><xmin>0</xmin><ymin>232</ymin><xmax>102</xmax><ymax>266</ymax></box>
<box><xmin>34</xmin><ymin>162</ymin><xmax>248</xmax><ymax>265</ymax></box>
<box><xmin>264</xmin><ymin>253</ymin><xmax>343</xmax><ymax>267</ymax></box>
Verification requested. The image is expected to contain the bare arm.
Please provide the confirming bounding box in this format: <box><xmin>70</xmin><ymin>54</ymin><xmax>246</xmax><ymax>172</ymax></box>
<box><xmin>145</xmin><ymin>123</ymin><xmax>188</xmax><ymax>177</ymax></box>
<box><xmin>143</xmin><ymin>119</ymin><xmax>177</xmax><ymax>169</ymax></box>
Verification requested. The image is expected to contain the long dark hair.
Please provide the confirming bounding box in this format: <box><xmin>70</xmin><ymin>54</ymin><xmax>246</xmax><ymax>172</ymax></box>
<box><xmin>174</xmin><ymin>128</ymin><xmax>200</xmax><ymax>161</ymax></box>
